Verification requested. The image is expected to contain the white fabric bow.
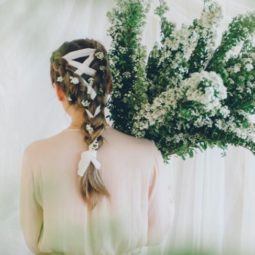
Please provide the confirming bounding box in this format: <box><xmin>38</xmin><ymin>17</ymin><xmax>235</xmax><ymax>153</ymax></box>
<box><xmin>77</xmin><ymin>149</ymin><xmax>101</xmax><ymax>177</ymax></box>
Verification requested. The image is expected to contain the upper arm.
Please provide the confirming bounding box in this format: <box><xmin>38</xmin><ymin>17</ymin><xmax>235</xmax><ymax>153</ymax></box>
<box><xmin>147</xmin><ymin>141</ymin><xmax>175</xmax><ymax>247</ymax></box>
<box><xmin>19</xmin><ymin>145</ymin><xmax>43</xmax><ymax>254</ymax></box>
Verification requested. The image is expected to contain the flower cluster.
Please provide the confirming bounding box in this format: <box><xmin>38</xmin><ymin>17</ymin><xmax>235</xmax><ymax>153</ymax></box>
<box><xmin>183</xmin><ymin>71</ymin><xmax>227</xmax><ymax>111</ymax></box>
<box><xmin>107</xmin><ymin>0</ymin><xmax>255</xmax><ymax>160</ymax></box>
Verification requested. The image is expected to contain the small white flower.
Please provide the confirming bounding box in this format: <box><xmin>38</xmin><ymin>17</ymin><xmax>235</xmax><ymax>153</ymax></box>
<box><xmin>81</xmin><ymin>99</ymin><xmax>90</xmax><ymax>107</ymax></box>
<box><xmin>220</xmin><ymin>106</ymin><xmax>230</xmax><ymax>118</ymax></box>
<box><xmin>123</xmin><ymin>71</ymin><xmax>131</xmax><ymax>78</ymax></box>
<box><xmin>245</xmin><ymin>63</ymin><xmax>253</xmax><ymax>72</ymax></box>
<box><xmin>88</xmin><ymin>77</ymin><xmax>94</xmax><ymax>86</ymax></box>
<box><xmin>86</xmin><ymin>124</ymin><xmax>94</xmax><ymax>134</ymax></box>
<box><xmin>70</xmin><ymin>76</ymin><xmax>79</xmax><ymax>85</ymax></box>
<box><xmin>233</xmin><ymin>64</ymin><xmax>241</xmax><ymax>73</ymax></box>
<box><xmin>89</xmin><ymin>138</ymin><xmax>99</xmax><ymax>150</ymax></box>
<box><xmin>57</xmin><ymin>76</ymin><xmax>63</xmax><ymax>82</ymax></box>
<box><xmin>99</xmin><ymin>65</ymin><xmax>106</xmax><ymax>71</ymax></box>
<box><xmin>95</xmin><ymin>51</ymin><xmax>104</xmax><ymax>60</ymax></box>
<box><xmin>67</xmin><ymin>95</ymin><xmax>72</xmax><ymax>101</ymax></box>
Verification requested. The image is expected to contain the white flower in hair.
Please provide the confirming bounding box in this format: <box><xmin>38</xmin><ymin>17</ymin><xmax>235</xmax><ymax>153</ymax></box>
<box><xmin>86</xmin><ymin>85</ymin><xmax>97</xmax><ymax>100</ymax></box>
<box><xmin>88</xmin><ymin>77</ymin><xmax>94</xmax><ymax>85</ymax></box>
<box><xmin>78</xmin><ymin>77</ymin><xmax>96</xmax><ymax>99</ymax></box>
<box><xmin>89</xmin><ymin>138</ymin><xmax>99</xmax><ymax>150</ymax></box>
<box><xmin>85</xmin><ymin>77</ymin><xmax>97</xmax><ymax>99</ymax></box>
<box><xmin>57</xmin><ymin>76</ymin><xmax>63</xmax><ymax>82</ymax></box>
<box><xmin>99</xmin><ymin>65</ymin><xmax>106</xmax><ymax>71</ymax></box>
<box><xmin>70</xmin><ymin>76</ymin><xmax>79</xmax><ymax>85</ymax></box>
<box><xmin>95</xmin><ymin>51</ymin><xmax>104</xmax><ymax>60</ymax></box>
<box><xmin>81</xmin><ymin>99</ymin><xmax>90</xmax><ymax>107</ymax></box>
<box><xmin>85</xmin><ymin>124</ymin><xmax>94</xmax><ymax>134</ymax></box>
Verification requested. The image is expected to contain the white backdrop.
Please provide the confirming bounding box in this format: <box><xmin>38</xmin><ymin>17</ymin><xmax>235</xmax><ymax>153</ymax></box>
<box><xmin>0</xmin><ymin>0</ymin><xmax>255</xmax><ymax>254</ymax></box>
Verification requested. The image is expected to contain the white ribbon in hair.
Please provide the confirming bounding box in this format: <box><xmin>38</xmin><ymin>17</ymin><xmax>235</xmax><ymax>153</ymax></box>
<box><xmin>62</xmin><ymin>48</ymin><xmax>97</xmax><ymax>77</ymax></box>
<box><xmin>77</xmin><ymin>149</ymin><xmax>101</xmax><ymax>177</ymax></box>
<box><xmin>86</xmin><ymin>83</ymin><xmax>97</xmax><ymax>100</ymax></box>
<box><xmin>85</xmin><ymin>105</ymin><xmax>101</xmax><ymax>119</ymax></box>
<box><xmin>62</xmin><ymin>48</ymin><xmax>98</xmax><ymax>99</ymax></box>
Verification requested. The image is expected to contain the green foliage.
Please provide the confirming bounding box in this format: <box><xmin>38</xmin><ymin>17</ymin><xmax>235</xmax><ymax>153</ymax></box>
<box><xmin>107</xmin><ymin>0</ymin><xmax>255</xmax><ymax>160</ymax></box>
<box><xmin>154</xmin><ymin>0</ymin><xmax>175</xmax><ymax>44</ymax></box>
<box><xmin>146</xmin><ymin>0</ymin><xmax>176</xmax><ymax>102</ymax></box>
<box><xmin>207</xmin><ymin>12</ymin><xmax>255</xmax><ymax>70</ymax></box>
<box><xmin>106</xmin><ymin>0</ymin><xmax>150</xmax><ymax>134</ymax></box>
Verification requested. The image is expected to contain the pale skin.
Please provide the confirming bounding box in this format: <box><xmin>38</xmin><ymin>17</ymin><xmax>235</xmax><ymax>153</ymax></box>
<box><xmin>53</xmin><ymin>83</ymin><xmax>84</xmax><ymax>129</ymax></box>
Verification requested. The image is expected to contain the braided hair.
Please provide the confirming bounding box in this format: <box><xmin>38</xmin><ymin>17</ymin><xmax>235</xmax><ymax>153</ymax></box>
<box><xmin>50</xmin><ymin>38</ymin><xmax>113</xmax><ymax>210</ymax></box>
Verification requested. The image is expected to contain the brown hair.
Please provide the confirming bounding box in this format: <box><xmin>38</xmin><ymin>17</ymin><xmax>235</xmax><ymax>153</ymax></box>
<box><xmin>50</xmin><ymin>38</ymin><xmax>112</xmax><ymax>210</ymax></box>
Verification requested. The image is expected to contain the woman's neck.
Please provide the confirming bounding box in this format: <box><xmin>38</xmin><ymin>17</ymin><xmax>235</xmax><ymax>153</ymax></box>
<box><xmin>68</xmin><ymin>122</ymin><xmax>83</xmax><ymax>129</ymax></box>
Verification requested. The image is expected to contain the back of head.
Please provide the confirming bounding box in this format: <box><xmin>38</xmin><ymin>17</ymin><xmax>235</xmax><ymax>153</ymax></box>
<box><xmin>50</xmin><ymin>38</ymin><xmax>113</xmax><ymax>210</ymax></box>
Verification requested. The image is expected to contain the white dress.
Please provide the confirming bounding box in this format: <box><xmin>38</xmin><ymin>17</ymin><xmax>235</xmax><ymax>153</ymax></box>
<box><xmin>19</xmin><ymin>126</ymin><xmax>175</xmax><ymax>255</ymax></box>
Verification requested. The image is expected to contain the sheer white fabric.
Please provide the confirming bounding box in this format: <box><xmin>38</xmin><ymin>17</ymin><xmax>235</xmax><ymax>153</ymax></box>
<box><xmin>19</xmin><ymin>127</ymin><xmax>174</xmax><ymax>254</ymax></box>
<box><xmin>0</xmin><ymin>0</ymin><xmax>255</xmax><ymax>254</ymax></box>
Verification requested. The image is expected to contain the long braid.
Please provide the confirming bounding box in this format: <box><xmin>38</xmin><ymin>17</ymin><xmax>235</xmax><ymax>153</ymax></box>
<box><xmin>50</xmin><ymin>39</ymin><xmax>113</xmax><ymax>210</ymax></box>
